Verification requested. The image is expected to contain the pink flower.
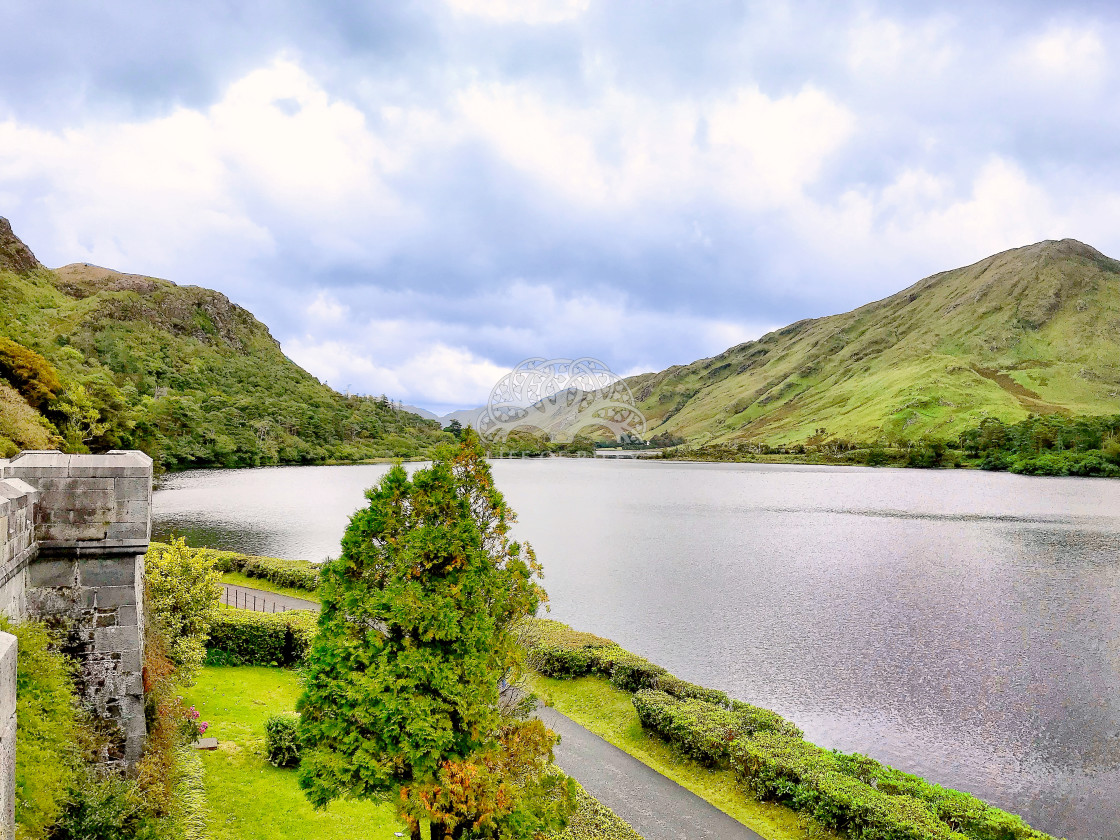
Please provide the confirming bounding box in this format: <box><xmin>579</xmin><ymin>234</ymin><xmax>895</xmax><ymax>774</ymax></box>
<box><xmin>199</xmin><ymin>722</ymin><xmax>209</xmax><ymax>734</ymax></box>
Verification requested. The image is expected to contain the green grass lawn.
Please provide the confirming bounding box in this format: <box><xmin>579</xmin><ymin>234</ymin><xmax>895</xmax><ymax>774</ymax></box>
<box><xmin>183</xmin><ymin>666</ymin><xmax>401</xmax><ymax>840</ymax></box>
<box><xmin>526</xmin><ymin>672</ymin><xmax>835</xmax><ymax>840</ymax></box>
<box><xmin>220</xmin><ymin>572</ymin><xmax>321</xmax><ymax>603</ymax></box>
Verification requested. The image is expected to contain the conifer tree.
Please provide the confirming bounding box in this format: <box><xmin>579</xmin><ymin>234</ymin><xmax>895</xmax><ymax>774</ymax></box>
<box><xmin>297</xmin><ymin>431</ymin><xmax>569</xmax><ymax>838</ymax></box>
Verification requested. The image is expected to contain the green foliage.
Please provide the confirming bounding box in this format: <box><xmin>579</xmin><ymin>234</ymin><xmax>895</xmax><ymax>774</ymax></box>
<box><xmin>297</xmin><ymin>431</ymin><xmax>552</xmax><ymax>836</ymax></box>
<box><xmin>205</xmin><ymin>607</ymin><xmax>317</xmax><ymax>666</ymax></box>
<box><xmin>264</xmin><ymin>714</ymin><xmax>303</xmax><ymax>768</ymax></box>
<box><xmin>144</xmin><ymin>538</ymin><xmax>223</xmax><ymax>683</ymax></box>
<box><xmin>0</xmin><ymin>265</ymin><xmax>448</xmax><ymax>467</ymax></box>
<box><xmin>632</xmin><ymin>690</ymin><xmax>802</xmax><ymax>767</ymax></box>
<box><xmin>153</xmin><ymin>541</ymin><xmax>321</xmax><ymax>595</ymax></box>
<box><xmin>521</xmin><ymin>619</ymin><xmax>728</xmax><ymax>701</ymax></box>
<box><xmin>170</xmin><ymin>746</ymin><xmax>208</xmax><ymax>840</ymax></box>
<box><xmin>527</xmin><ymin>618</ymin><xmax>1057</xmax><ymax>840</ymax></box>
<box><xmin>209</xmin><ymin>549</ymin><xmax>320</xmax><ymax>592</ymax></box>
<box><xmin>554</xmin><ymin>779</ymin><xmax>642</xmax><ymax>840</ymax></box>
<box><xmin>631</xmin><ymin>240</ymin><xmax>1120</xmax><ymax>447</ymax></box>
<box><xmin>960</xmin><ymin>413</ymin><xmax>1120</xmax><ymax>477</ymax></box>
<box><xmin>48</xmin><ymin>768</ymin><xmax>163</xmax><ymax>840</ymax></box>
<box><xmin>0</xmin><ymin>337</ymin><xmax>61</xmax><ymax>410</ymax></box>
<box><xmin>4</xmin><ymin>619</ymin><xmax>79</xmax><ymax>840</ymax></box>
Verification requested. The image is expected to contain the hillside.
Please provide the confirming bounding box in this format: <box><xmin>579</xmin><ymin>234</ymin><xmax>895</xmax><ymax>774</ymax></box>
<box><xmin>0</xmin><ymin>218</ymin><xmax>447</xmax><ymax>468</ymax></box>
<box><xmin>629</xmin><ymin>239</ymin><xmax>1120</xmax><ymax>445</ymax></box>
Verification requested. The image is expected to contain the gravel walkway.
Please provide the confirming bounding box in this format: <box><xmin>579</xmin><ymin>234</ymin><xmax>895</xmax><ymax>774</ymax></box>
<box><xmin>537</xmin><ymin>705</ymin><xmax>765</xmax><ymax>840</ymax></box>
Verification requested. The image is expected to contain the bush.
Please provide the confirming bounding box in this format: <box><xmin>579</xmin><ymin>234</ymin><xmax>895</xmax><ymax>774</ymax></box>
<box><xmin>633</xmin><ymin>691</ymin><xmax>803</xmax><ymax>766</ymax></box>
<box><xmin>265</xmin><ymin>714</ymin><xmax>303</xmax><ymax>768</ymax></box>
<box><xmin>48</xmin><ymin>768</ymin><xmax>163</xmax><ymax>840</ymax></box>
<box><xmin>552</xmin><ymin>779</ymin><xmax>641</xmax><ymax>840</ymax></box>
<box><xmin>206</xmin><ymin>607</ymin><xmax>317</xmax><ymax>665</ymax></box>
<box><xmin>526</xmin><ymin>617</ymin><xmax>1057</xmax><ymax>840</ymax></box>
<box><xmin>4</xmin><ymin>618</ymin><xmax>80</xmax><ymax>840</ymax></box>
<box><xmin>144</xmin><ymin>538</ymin><xmax>223</xmax><ymax>683</ymax></box>
<box><xmin>654</xmin><ymin>673</ymin><xmax>730</xmax><ymax>707</ymax></box>
<box><xmin>162</xmin><ymin>542</ymin><xmax>322</xmax><ymax>592</ymax></box>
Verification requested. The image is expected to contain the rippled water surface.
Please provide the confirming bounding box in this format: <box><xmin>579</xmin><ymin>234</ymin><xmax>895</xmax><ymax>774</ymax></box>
<box><xmin>154</xmin><ymin>460</ymin><xmax>1120</xmax><ymax>840</ymax></box>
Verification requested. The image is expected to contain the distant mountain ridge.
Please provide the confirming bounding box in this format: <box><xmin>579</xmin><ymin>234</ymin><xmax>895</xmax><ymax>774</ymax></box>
<box><xmin>0</xmin><ymin>218</ymin><xmax>445</xmax><ymax>467</ymax></box>
<box><xmin>628</xmin><ymin>238</ymin><xmax>1120</xmax><ymax>445</ymax></box>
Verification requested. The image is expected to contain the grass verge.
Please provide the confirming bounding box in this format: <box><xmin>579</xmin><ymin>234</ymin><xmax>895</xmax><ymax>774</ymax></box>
<box><xmin>526</xmin><ymin>672</ymin><xmax>835</xmax><ymax>840</ymax></box>
<box><xmin>220</xmin><ymin>572</ymin><xmax>321</xmax><ymax>603</ymax></box>
<box><xmin>183</xmin><ymin>666</ymin><xmax>400</xmax><ymax>839</ymax></box>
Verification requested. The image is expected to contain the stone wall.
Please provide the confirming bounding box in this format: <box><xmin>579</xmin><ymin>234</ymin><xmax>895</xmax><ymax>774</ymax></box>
<box><xmin>0</xmin><ymin>633</ymin><xmax>14</xmax><ymax>836</ymax></box>
<box><xmin>0</xmin><ymin>450</ymin><xmax>152</xmax><ymax>768</ymax></box>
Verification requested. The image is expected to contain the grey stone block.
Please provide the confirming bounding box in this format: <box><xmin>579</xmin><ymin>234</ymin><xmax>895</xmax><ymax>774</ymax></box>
<box><xmin>114</xmin><ymin>478</ymin><xmax>152</xmax><ymax>502</ymax></box>
<box><xmin>113</xmin><ymin>500</ymin><xmax>150</xmax><ymax>522</ymax></box>
<box><xmin>38</xmin><ymin>523</ymin><xmax>108</xmax><ymax>543</ymax></box>
<box><xmin>91</xmin><ymin>585</ymin><xmax>136</xmax><ymax>609</ymax></box>
<box><xmin>117</xmin><ymin>605</ymin><xmax>138</xmax><ymax>626</ymax></box>
<box><xmin>118</xmin><ymin>649</ymin><xmax>142</xmax><ymax>672</ymax></box>
<box><xmin>105</xmin><ymin>522</ymin><xmax>147</xmax><ymax>541</ymax></box>
<box><xmin>28</xmin><ymin>559</ymin><xmax>78</xmax><ymax>588</ymax></box>
<box><xmin>94</xmin><ymin>625</ymin><xmax>139</xmax><ymax>653</ymax></box>
<box><xmin>79</xmin><ymin>557</ymin><xmax>137</xmax><ymax>588</ymax></box>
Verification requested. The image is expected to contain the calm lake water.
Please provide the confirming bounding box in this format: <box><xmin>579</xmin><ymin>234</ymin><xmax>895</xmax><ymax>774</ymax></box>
<box><xmin>153</xmin><ymin>460</ymin><xmax>1120</xmax><ymax>840</ymax></box>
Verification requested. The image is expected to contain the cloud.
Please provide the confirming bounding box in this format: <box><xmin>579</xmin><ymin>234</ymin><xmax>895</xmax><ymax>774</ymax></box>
<box><xmin>443</xmin><ymin>0</ymin><xmax>590</xmax><ymax>25</ymax></box>
<box><xmin>2</xmin><ymin>1</ymin><xmax>1120</xmax><ymax>409</ymax></box>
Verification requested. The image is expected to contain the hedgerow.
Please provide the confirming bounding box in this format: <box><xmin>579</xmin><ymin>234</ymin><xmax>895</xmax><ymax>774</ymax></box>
<box><xmin>151</xmin><ymin>542</ymin><xmax>322</xmax><ymax>593</ymax></box>
<box><xmin>522</xmin><ymin>618</ymin><xmax>1058</xmax><ymax>840</ymax></box>
<box><xmin>205</xmin><ymin>606</ymin><xmax>317</xmax><ymax>666</ymax></box>
<box><xmin>552</xmin><ymin>778</ymin><xmax>641</xmax><ymax>840</ymax></box>
<box><xmin>632</xmin><ymin>690</ymin><xmax>802</xmax><ymax>766</ymax></box>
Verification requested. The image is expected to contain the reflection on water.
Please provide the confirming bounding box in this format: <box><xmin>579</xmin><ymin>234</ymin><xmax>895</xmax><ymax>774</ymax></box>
<box><xmin>154</xmin><ymin>461</ymin><xmax>1120</xmax><ymax>840</ymax></box>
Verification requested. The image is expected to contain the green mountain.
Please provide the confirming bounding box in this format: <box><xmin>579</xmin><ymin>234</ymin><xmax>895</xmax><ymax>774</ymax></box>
<box><xmin>0</xmin><ymin>218</ymin><xmax>447</xmax><ymax>468</ymax></box>
<box><xmin>629</xmin><ymin>239</ymin><xmax>1120</xmax><ymax>445</ymax></box>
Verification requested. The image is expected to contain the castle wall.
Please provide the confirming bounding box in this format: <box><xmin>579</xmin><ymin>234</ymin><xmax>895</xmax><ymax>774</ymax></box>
<box><xmin>0</xmin><ymin>450</ymin><xmax>153</xmax><ymax>768</ymax></box>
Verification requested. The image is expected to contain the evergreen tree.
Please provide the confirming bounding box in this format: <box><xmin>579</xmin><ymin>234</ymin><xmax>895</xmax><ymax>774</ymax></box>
<box><xmin>297</xmin><ymin>431</ymin><xmax>569</xmax><ymax>838</ymax></box>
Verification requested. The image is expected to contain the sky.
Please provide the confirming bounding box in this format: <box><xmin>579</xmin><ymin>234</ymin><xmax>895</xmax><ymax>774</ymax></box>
<box><xmin>2</xmin><ymin>0</ymin><xmax>1119</xmax><ymax>413</ymax></box>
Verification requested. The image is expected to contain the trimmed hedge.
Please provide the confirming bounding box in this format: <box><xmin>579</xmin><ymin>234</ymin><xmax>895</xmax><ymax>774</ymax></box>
<box><xmin>205</xmin><ymin>607</ymin><xmax>317</xmax><ymax>665</ymax></box>
<box><xmin>149</xmin><ymin>541</ymin><xmax>321</xmax><ymax>593</ymax></box>
<box><xmin>523</xmin><ymin>618</ymin><xmax>1058</xmax><ymax>840</ymax></box>
<box><xmin>633</xmin><ymin>690</ymin><xmax>802</xmax><ymax>766</ymax></box>
<box><xmin>552</xmin><ymin>779</ymin><xmax>642</xmax><ymax>840</ymax></box>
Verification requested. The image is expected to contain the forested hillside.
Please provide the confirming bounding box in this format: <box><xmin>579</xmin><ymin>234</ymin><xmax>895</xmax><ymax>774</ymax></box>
<box><xmin>0</xmin><ymin>218</ymin><xmax>446</xmax><ymax>468</ymax></box>
<box><xmin>629</xmin><ymin>239</ymin><xmax>1120</xmax><ymax>445</ymax></box>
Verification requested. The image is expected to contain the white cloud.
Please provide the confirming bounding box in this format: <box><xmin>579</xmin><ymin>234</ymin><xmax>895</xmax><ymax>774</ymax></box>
<box><xmin>1027</xmin><ymin>25</ymin><xmax>1106</xmax><ymax>81</ymax></box>
<box><xmin>307</xmin><ymin>291</ymin><xmax>346</xmax><ymax>322</ymax></box>
<box><xmin>443</xmin><ymin>0</ymin><xmax>589</xmax><ymax>25</ymax></box>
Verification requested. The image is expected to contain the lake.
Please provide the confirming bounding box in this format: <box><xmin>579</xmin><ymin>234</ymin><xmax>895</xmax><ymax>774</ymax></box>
<box><xmin>153</xmin><ymin>459</ymin><xmax>1120</xmax><ymax>840</ymax></box>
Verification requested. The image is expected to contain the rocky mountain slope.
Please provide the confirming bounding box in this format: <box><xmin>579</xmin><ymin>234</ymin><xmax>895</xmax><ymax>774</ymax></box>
<box><xmin>628</xmin><ymin>239</ymin><xmax>1120</xmax><ymax>445</ymax></box>
<box><xmin>0</xmin><ymin>218</ymin><xmax>446</xmax><ymax>467</ymax></box>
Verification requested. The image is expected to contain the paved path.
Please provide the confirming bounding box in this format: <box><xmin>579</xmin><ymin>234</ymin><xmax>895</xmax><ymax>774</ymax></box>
<box><xmin>220</xmin><ymin>583</ymin><xmax>319</xmax><ymax>613</ymax></box>
<box><xmin>537</xmin><ymin>705</ymin><xmax>764</xmax><ymax>840</ymax></box>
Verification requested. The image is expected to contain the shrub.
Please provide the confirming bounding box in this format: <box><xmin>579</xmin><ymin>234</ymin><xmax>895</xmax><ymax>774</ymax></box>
<box><xmin>554</xmin><ymin>778</ymin><xmax>642</xmax><ymax>840</ymax></box>
<box><xmin>4</xmin><ymin>618</ymin><xmax>79</xmax><ymax>840</ymax></box>
<box><xmin>527</xmin><ymin>617</ymin><xmax>1057</xmax><ymax>840</ymax></box>
<box><xmin>48</xmin><ymin>768</ymin><xmax>163</xmax><ymax>840</ymax></box>
<box><xmin>265</xmin><ymin>714</ymin><xmax>303</xmax><ymax>768</ymax></box>
<box><xmin>654</xmin><ymin>673</ymin><xmax>731</xmax><ymax>707</ymax></box>
<box><xmin>205</xmin><ymin>607</ymin><xmax>317</xmax><ymax>665</ymax></box>
<box><xmin>0</xmin><ymin>337</ymin><xmax>61</xmax><ymax>409</ymax></box>
<box><xmin>144</xmin><ymin>538</ymin><xmax>223</xmax><ymax>684</ymax></box>
<box><xmin>155</xmin><ymin>541</ymin><xmax>322</xmax><ymax>593</ymax></box>
<box><xmin>632</xmin><ymin>691</ymin><xmax>803</xmax><ymax>766</ymax></box>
